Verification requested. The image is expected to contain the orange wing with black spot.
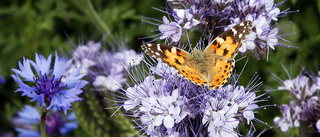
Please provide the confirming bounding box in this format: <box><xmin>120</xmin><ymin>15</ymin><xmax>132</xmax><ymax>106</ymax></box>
<box><xmin>208</xmin><ymin>59</ymin><xmax>235</xmax><ymax>89</ymax></box>
<box><xmin>141</xmin><ymin>44</ymin><xmax>190</xmax><ymax>70</ymax></box>
<box><xmin>142</xmin><ymin>21</ymin><xmax>253</xmax><ymax>90</ymax></box>
<box><xmin>204</xmin><ymin>21</ymin><xmax>252</xmax><ymax>89</ymax></box>
<box><xmin>141</xmin><ymin>44</ymin><xmax>209</xmax><ymax>86</ymax></box>
<box><xmin>204</xmin><ymin>21</ymin><xmax>253</xmax><ymax>59</ymax></box>
<box><xmin>177</xmin><ymin>63</ymin><xmax>209</xmax><ymax>86</ymax></box>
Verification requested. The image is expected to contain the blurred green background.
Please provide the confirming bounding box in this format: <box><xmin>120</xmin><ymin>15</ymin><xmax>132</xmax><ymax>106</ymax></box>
<box><xmin>0</xmin><ymin>0</ymin><xmax>319</xmax><ymax>136</ymax></box>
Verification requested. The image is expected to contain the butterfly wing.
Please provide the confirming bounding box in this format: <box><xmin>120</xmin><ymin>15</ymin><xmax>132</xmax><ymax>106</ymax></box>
<box><xmin>208</xmin><ymin>59</ymin><xmax>235</xmax><ymax>89</ymax></box>
<box><xmin>141</xmin><ymin>44</ymin><xmax>209</xmax><ymax>86</ymax></box>
<box><xmin>204</xmin><ymin>21</ymin><xmax>253</xmax><ymax>59</ymax></box>
<box><xmin>204</xmin><ymin>21</ymin><xmax>253</xmax><ymax>89</ymax></box>
<box><xmin>141</xmin><ymin>44</ymin><xmax>190</xmax><ymax>70</ymax></box>
<box><xmin>141</xmin><ymin>21</ymin><xmax>253</xmax><ymax>89</ymax></box>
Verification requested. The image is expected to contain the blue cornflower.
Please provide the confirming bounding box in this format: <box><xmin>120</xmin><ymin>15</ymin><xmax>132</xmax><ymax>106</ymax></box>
<box><xmin>72</xmin><ymin>40</ymin><xmax>143</xmax><ymax>91</ymax></box>
<box><xmin>11</xmin><ymin>53</ymin><xmax>88</xmax><ymax>114</ymax></box>
<box><xmin>0</xmin><ymin>75</ymin><xmax>5</xmax><ymax>84</ymax></box>
<box><xmin>146</xmin><ymin>0</ymin><xmax>294</xmax><ymax>57</ymax></box>
<box><xmin>122</xmin><ymin>54</ymin><xmax>268</xmax><ymax>136</ymax></box>
<box><xmin>13</xmin><ymin>105</ymin><xmax>78</xmax><ymax>137</ymax></box>
<box><xmin>0</xmin><ymin>70</ymin><xmax>5</xmax><ymax>84</ymax></box>
<box><xmin>273</xmin><ymin>68</ymin><xmax>320</xmax><ymax>133</ymax></box>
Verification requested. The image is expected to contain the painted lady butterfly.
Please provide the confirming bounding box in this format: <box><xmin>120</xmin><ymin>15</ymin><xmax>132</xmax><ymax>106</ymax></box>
<box><xmin>142</xmin><ymin>21</ymin><xmax>252</xmax><ymax>89</ymax></box>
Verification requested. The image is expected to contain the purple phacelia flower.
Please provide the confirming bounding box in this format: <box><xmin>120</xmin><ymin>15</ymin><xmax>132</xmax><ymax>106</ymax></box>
<box><xmin>202</xmin><ymin>94</ymin><xmax>240</xmax><ymax>136</ymax></box>
<box><xmin>72</xmin><ymin>40</ymin><xmax>143</xmax><ymax>91</ymax></box>
<box><xmin>13</xmin><ymin>105</ymin><xmax>78</xmax><ymax>137</ymax></box>
<box><xmin>11</xmin><ymin>53</ymin><xmax>88</xmax><ymax>114</ymax></box>
<box><xmin>317</xmin><ymin>120</ymin><xmax>320</xmax><ymax>132</ymax></box>
<box><xmin>225</xmin><ymin>0</ymin><xmax>294</xmax><ymax>56</ymax></box>
<box><xmin>273</xmin><ymin>68</ymin><xmax>320</xmax><ymax>133</ymax></box>
<box><xmin>273</xmin><ymin>104</ymin><xmax>293</xmax><ymax>132</ymax></box>
<box><xmin>72</xmin><ymin>41</ymin><xmax>101</xmax><ymax>74</ymax></box>
<box><xmin>172</xmin><ymin>6</ymin><xmax>200</xmax><ymax>29</ymax></box>
<box><xmin>158</xmin><ymin>16</ymin><xmax>183</xmax><ymax>42</ymax></box>
<box><xmin>145</xmin><ymin>0</ymin><xmax>295</xmax><ymax>58</ymax></box>
<box><xmin>120</xmin><ymin>51</ymin><xmax>269</xmax><ymax>136</ymax></box>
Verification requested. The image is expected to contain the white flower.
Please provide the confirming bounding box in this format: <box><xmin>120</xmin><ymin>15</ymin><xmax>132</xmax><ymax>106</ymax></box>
<box><xmin>316</xmin><ymin>120</ymin><xmax>320</xmax><ymax>132</ymax></box>
<box><xmin>203</xmin><ymin>96</ymin><xmax>240</xmax><ymax>137</ymax></box>
<box><xmin>159</xmin><ymin>16</ymin><xmax>182</xmax><ymax>42</ymax></box>
<box><xmin>114</xmin><ymin>49</ymin><xmax>143</xmax><ymax>68</ymax></box>
<box><xmin>240</xmin><ymin>32</ymin><xmax>257</xmax><ymax>52</ymax></box>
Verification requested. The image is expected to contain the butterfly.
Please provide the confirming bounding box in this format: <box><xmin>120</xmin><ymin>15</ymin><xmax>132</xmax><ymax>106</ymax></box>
<box><xmin>142</xmin><ymin>21</ymin><xmax>252</xmax><ymax>89</ymax></box>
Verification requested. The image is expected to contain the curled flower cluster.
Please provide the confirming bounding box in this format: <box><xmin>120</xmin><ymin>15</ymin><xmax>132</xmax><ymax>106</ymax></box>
<box><xmin>13</xmin><ymin>105</ymin><xmax>78</xmax><ymax>136</ymax></box>
<box><xmin>122</xmin><ymin>57</ymin><xmax>267</xmax><ymax>136</ymax></box>
<box><xmin>72</xmin><ymin>40</ymin><xmax>143</xmax><ymax>91</ymax></box>
<box><xmin>273</xmin><ymin>69</ymin><xmax>320</xmax><ymax>133</ymax></box>
<box><xmin>11</xmin><ymin>53</ymin><xmax>88</xmax><ymax>114</ymax></box>
<box><xmin>148</xmin><ymin>0</ymin><xmax>293</xmax><ymax>57</ymax></box>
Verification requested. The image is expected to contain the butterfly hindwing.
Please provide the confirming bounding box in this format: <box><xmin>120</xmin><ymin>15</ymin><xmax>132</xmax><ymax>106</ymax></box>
<box><xmin>209</xmin><ymin>59</ymin><xmax>234</xmax><ymax>89</ymax></box>
<box><xmin>177</xmin><ymin>63</ymin><xmax>209</xmax><ymax>86</ymax></box>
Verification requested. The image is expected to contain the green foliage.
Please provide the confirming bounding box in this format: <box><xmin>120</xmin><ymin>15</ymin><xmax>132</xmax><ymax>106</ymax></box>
<box><xmin>72</xmin><ymin>85</ymin><xmax>138</xmax><ymax>137</ymax></box>
<box><xmin>0</xmin><ymin>0</ymin><xmax>159</xmax><ymax>136</ymax></box>
<box><xmin>317</xmin><ymin>0</ymin><xmax>320</xmax><ymax>13</ymax></box>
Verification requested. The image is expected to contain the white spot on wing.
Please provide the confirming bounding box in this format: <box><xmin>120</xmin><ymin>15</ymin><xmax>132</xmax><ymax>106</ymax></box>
<box><xmin>155</xmin><ymin>52</ymin><xmax>160</xmax><ymax>56</ymax></box>
<box><xmin>171</xmin><ymin>47</ymin><xmax>177</xmax><ymax>53</ymax></box>
<box><xmin>147</xmin><ymin>44</ymin><xmax>152</xmax><ymax>47</ymax></box>
<box><xmin>157</xmin><ymin>44</ymin><xmax>161</xmax><ymax>51</ymax></box>
<box><xmin>238</xmin><ymin>34</ymin><xmax>243</xmax><ymax>38</ymax></box>
<box><xmin>231</xmin><ymin>28</ymin><xmax>237</xmax><ymax>35</ymax></box>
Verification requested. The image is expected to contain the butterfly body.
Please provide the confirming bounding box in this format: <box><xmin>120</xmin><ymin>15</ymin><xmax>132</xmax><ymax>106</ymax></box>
<box><xmin>142</xmin><ymin>21</ymin><xmax>252</xmax><ymax>89</ymax></box>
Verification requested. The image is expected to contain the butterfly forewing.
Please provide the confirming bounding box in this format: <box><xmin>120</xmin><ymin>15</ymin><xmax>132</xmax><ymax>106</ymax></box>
<box><xmin>204</xmin><ymin>21</ymin><xmax>253</xmax><ymax>59</ymax></box>
<box><xmin>141</xmin><ymin>44</ymin><xmax>190</xmax><ymax>70</ymax></box>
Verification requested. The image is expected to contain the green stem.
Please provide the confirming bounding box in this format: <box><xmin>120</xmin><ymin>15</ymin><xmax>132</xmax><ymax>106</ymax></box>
<box><xmin>72</xmin><ymin>0</ymin><xmax>115</xmax><ymax>42</ymax></box>
<box><xmin>40</xmin><ymin>107</ymin><xmax>47</xmax><ymax>137</ymax></box>
<box><xmin>26</xmin><ymin>0</ymin><xmax>35</xmax><ymax>57</ymax></box>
